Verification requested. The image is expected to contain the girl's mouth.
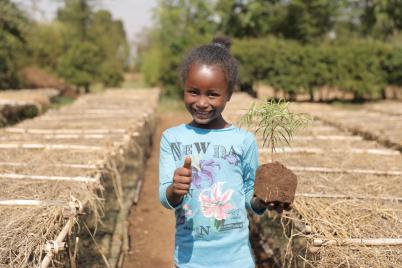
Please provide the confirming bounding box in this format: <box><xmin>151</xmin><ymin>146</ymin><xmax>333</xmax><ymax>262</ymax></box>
<box><xmin>194</xmin><ymin>110</ymin><xmax>212</xmax><ymax>119</ymax></box>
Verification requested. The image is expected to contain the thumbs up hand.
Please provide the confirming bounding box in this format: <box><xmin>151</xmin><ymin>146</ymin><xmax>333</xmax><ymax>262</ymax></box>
<box><xmin>172</xmin><ymin>157</ymin><xmax>192</xmax><ymax>196</ymax></box>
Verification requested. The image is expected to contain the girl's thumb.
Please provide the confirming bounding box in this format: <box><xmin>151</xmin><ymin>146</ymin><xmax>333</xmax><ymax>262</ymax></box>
<box><xmin>183</xmin><ymin>157</ymin><xmax>192</xmax><ymax>169</ymax></box>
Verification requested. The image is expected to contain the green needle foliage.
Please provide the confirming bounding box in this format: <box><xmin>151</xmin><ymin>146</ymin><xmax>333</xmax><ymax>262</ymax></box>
<box><xmin>240</xmin><ymin>99</ymin><xmax>312</xmax><ymax>161</ymax></box>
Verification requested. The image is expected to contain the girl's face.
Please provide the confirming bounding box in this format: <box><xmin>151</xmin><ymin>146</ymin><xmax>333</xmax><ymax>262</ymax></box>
<box><xmin>184</xmin><ymin>63</ymin><xmax>231</xmax><ymax>129</ymax></box>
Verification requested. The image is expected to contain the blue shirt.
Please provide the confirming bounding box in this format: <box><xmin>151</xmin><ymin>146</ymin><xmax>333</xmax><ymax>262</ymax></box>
<box><xmin>159</xmin><ymin>124</ymin><xmax>261</xmax><ymax>268</ymax></box>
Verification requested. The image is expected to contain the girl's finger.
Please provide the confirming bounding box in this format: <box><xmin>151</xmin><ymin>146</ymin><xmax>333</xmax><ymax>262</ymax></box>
<box><xmin>175</xmin><ymin>176</ymin><xmax>192</xmax><ymax>184</ymax></box>
<box><xmin>267</xmin><ymin>202</ymin><xmax>275</xmax><ymax>210</ymax></box>
<box><xmin>174</xmin><ymin>189</ymin><xmax>189</xmax><ymax>195</ymax></box>
<box><xmin>177</xmin><ymin>167</ymin><xmax>192</xmax><ymax>177</ymax></box>
<box><xmin>276</xmin><ymin>203</ymin><xmax>284</xmax><ymax>214</ymax></box>
<box><xmin>174</xmin><ymin>183</ymin><xmax>190</xmax><ymax>190</ymax></box>
<box><xmin>284</xmin><ymin>203</ymin><xmax>292</xmax><ymax>211</ymax></box>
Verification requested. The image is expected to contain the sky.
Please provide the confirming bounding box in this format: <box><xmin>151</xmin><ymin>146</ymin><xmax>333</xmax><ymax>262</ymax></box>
<box><xmin>12</xmin><ymin>0</ymin><xmax>158</xmax><ymax>42</ymax></box>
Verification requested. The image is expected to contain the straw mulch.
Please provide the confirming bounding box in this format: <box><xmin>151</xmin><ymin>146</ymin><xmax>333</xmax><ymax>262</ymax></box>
<box><xmin>365</xmin><ymin>100</ymin><xmax>402</xmax><ymax>116</ymax></box>
<box><xmin>0</xmin><ymin>89</ymin><xmax>59</xmax><ymax>109</ymax></box>
<box><xmin>0</xmin><ymin>89</ymin><xmax>60</xmax><ymax>127</ymax></box>
<box><xmin>0</xmin><ymin>88</ymin><xmax>159</xmax><ymax>267</ymax></box>
<box><xmin>292</xmin><ymin>102</ymin><xmax>402</xmax><ymax>152</ymax></box>
<box><xmin>224</xmin><ymin>93</ymin><xmax>402</xmax><ymax>268</ymax></box>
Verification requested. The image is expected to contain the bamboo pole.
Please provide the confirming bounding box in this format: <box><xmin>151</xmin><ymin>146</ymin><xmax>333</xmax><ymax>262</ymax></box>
<box><xmin>289</xmin><ymin>166</ymin><xmax>402</xmax><ymax>176</ymax></box>
<box><xmin>260</xmin><ymin>147</ymin><xmax>399</xmax><ymax>156</ymax></box>
<box><xmin>293</xmin><ymin>135</ymin><xmax>362</xmax><ymax>141</ymax></box>
<box><xmin>0</xmin><ymin>199</ymin><xmax>68</xmax><ymax>207</ymax></box>
<box><xmin>0</xmin><ymin>133</ymin><xmax>136</xmax><ymax>140</ymax></box>
<box><xmin>40</xmin><ymin>200</ymin><xmax>85</xmax><ymax>268</ymax></box>
<box><xmin>133</xmin><ymin>177</ymin><xmax>143</xmax><ymax>204</ymax></box>
<box><xmin>0</xmin><ymin>162</ymin><xmax>97</xmax><ymax>169</ymax></box>
<box><xmin>40</xmin><ymin>115</ymin><xmax>140</xmax><ymax>121</ymax></box>
<box><xmin>0</xmin><ymin>143</ymin><xmax>103</xmax><ymax>151</ymax></box>
<box><xmin>313</xmin><ymin>238</ymin><xmax>402</xmax><ymax>247</ymax></box>
<box><xmin>296</xmin><ymin>193</ymin><xmax>402</xmax><ymax>202</ymax></box>
<box><xmin>5</xmin><ymin>128</ymin><xmax>128</xmax><ymax>134</ymax></box>
<box><xmin>0</xmin><ymin>173</ymin><xmax>99</xmax><ymax>183</ymax></box>
<box><xmin>258</xmin><ymin>135</ymin><xmax>362</xmax><ymax>141</ymax></box>
<box><xmin>50</xmin><ymin>109</ymin><xmax>133</xmax><ymax>114</ymax></box>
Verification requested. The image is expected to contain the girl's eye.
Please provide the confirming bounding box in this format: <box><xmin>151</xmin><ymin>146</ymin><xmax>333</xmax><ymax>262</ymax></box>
<box><xmin>208</xmin><ymin>93</ymin><xmax>219</xmax><ymax>97</ymax></box>
<box><xmin>187</xmin><ymin>90</ymin><xmax>197</xmax><ymax>95</ymax></box>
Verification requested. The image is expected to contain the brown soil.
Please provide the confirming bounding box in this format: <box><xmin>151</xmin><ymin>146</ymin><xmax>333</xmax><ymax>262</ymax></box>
<box><xmin>254</xmin><ymin>162</ymin><xmax>298</xmax><ymax>204</ymax></box>
<box><xmin>124</xmin><ymin>111</ymin><xmax>190</xmax><ymax>267</ymax></box>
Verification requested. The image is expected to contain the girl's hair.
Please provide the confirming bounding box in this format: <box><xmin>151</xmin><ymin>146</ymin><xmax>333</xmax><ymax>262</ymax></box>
<box><xmin>180</xmin><ymin>36</ymin><xmax>239</xmax><ymax>93</ymax></box>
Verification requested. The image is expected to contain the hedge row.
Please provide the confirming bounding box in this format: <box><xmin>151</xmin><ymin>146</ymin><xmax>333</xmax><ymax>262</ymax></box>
<box><xmin>232</xmin><ymin>38</ymin><xmax>402</xmax><ymax>100</ymax></box>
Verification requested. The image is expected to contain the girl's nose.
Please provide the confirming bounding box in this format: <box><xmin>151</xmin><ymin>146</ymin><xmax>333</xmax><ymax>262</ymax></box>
<box><xmin>196</xmin><ymin>96</ymin><xmax>209</xmax><ymax>108</ymax></box>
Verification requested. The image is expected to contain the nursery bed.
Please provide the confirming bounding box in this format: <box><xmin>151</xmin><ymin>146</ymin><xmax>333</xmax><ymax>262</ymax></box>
<box><xmin>0</xmin><ymin>88</ymin><xmax>159</xmax><ymax>267</ymax></box>
<box><xmin>224</xmin><ymin>93</ymin><xmax>402</xmax><ymax>268</ymax></box>
<box><xmin>292</xmin><ymin>102</ymin><xmax>402</xmax><ymax>152</ymax></box>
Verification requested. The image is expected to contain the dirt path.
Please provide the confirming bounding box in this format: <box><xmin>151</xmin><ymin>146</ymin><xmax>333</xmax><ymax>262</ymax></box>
<box><xmin>124</xmin><ymin>111</ymin><xmax>190</xmax><ymax>267</ymax></box>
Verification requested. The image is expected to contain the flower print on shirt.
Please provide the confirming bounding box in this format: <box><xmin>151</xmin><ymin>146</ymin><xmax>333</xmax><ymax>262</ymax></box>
<box><xmin>199</xmin><ymin>182</ymin><xmax>234</xmax><ymax>222</ymax></box>
<box><xmin>191</xmin><ymin>156</ymin><xmax>220</xmax><ymax>189</ymax></box>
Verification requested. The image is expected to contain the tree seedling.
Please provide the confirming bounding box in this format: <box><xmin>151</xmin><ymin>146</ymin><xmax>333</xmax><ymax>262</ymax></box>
<box><xmin>240</xmin><ymin>99</ymin><xmax>311</xmax><ymax>206</ymax></box>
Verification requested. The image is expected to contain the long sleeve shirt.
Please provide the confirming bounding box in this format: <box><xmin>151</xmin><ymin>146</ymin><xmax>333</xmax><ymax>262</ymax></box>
<box><xmin>159</xmin><ymin>123</ymin><xmax>260</xmax><ymax>268</ymax></box>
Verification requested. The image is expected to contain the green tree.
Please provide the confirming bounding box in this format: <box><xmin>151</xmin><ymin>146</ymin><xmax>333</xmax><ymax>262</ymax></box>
<box><xmin>359</xmin><ymin>0</ymin><xmax>402</xmax><ymax>39</ymax></box>
<box><xmin>55</xmin><ymin>0</ymin><xmax>128</xmax><ymax>89</ymax></box>
<box><xmin>139</xmin><ymin>0</ymin><xmax>217</xmax><ymax>96</ymax></box>
<box><xmin>57</xmin><ymin>42</ymin><xmax>102</xmax><ymax>92</ymax></box>
<box><xmin>0</xmin><ymin>0</ymin><xmax>28</xmax><ymax>89</ymax></box>
<box><xmin>26</xmin><ymin>22</ymin><xmax>70</xmax><ymax>71</ymax></box>
<box><xmin>57</xmin><ymin>0</ymin><xmax>93</xmax><ymax>41</ymax></box>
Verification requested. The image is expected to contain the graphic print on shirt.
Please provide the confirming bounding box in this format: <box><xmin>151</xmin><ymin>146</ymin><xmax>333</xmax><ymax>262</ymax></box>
<box><xmin>191</xmin><ymin>155</ymin><xmax>220</xmax><ymax>189</ymax></box>
<box><xmin>199</xmin><ymin>182</ymin><xmax>235</xmax><ymax>231</ymax></box>
<box><xmin>169</xmin><ymin>140</ymin><xmax>246</xmax><ymax>234</ymax></box>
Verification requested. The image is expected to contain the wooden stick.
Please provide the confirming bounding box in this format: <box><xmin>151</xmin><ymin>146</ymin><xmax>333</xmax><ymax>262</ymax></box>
<box><xmin>313</xmin><ymin>238</ymin><xmax>402</xmax><ymax>247</ymax></box>
<box><xmin>5</xmin><ymin>128</ymin><xmax>128</xmax><ymax>134</ymax></box>
<box><xmin>0</xmin><ymin>162</ymin><xmax>97</xmax><ymax>169</ymax></box>
<box><xmin>40</xmin><ymin>115</ymin><xmax>139</xmax><ymax>120</ymax></box>
<box><xmin>0</xmin><ymin>133</ymin><xmax>137</xmax><ymax>140</ymax></box>
<box><xmin>133</xmin><ymin>177</ymin><xmax>143</xmax><ymax>204</ymax></box>
<box><xmin>293</xmin><ymin>135</ymin><xmax>362</xmax><ymax>141</ymax></box>
<box><xmin>258</xmin><ymin>135</ymin><xmax>362</xmax><ymax>141</ymax></box>
<box><xmin>296</xmin><ymin>193</ymin><xmax>402</xmax><ymax>202</ymax></box>
<box><xmin>260</xmin><ymin>147</ymin><xmax>399</xmax><ymax>156</ymax></box>
<box><xmin>0</xmin><ymin>173</ymin><xmax>99</xmax><ymax>183</ymax></box>
<box><xmin>41</xmin><ymin>199</ymin><xmax>86</xmax><ymax>268</ymax></box>
<box><xmin>51</xmin><ymin>109</ymin><xmax>133</xmax><ymax>114</ymax></box>
<box><xmin>0</xmin><ymin>143</ymin><xmax>103</xmax><ymax>151</ymax></box>
<box><xmin>0</xmin><ymin>199</ymin><xmax>68</xmax><ymax>207</ymax></box>
<box><xmin>289</xmin><ymin>166</ymin><xmax>402</xmax><ymax>176</ymax></box>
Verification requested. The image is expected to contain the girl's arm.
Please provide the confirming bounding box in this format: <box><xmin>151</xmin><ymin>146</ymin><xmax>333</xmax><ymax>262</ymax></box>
<box><xmin>166</xmin><ymin>157</ymin><xmax>192</xmax><ymax>207</ymax></box>
<box><xmin>242</xmin><ymin>133</ymin><xmax>266</xmax><ymax>215</ymax></box>
<box><xmin>159</xmin><ymin>132</ymin><xmax>182</xmax><ymax>209</ymax></box>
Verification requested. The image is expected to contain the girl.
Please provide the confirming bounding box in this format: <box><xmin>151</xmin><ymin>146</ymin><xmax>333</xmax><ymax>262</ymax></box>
<box><xmin>159</xmin><ymin>37</ymin><xmax>271</xmax><ymax>268</ymax></box>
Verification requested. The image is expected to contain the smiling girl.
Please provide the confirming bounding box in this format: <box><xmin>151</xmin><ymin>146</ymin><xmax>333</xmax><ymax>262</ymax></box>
<box><xmin>159</xmin><ymin>37</ymin><xmax>269</xmax><ymax>268</ymax></box>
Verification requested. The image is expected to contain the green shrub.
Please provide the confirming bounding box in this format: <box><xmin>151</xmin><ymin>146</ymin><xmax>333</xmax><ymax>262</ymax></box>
<box><xmin>233</xmin><ymin>37</ymin><xmax>390</xmax><ymax>100</ymax></box>
<box><xmin>383</xmin><ymin>46</ymin><xmax>402</xmax><ymax>86</ymax></box>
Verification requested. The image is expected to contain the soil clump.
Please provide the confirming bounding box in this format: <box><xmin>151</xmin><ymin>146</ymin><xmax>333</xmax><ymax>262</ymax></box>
<box><xmin>254</xmin><ymin>161</ymin><xmax>297</xmax><ymax>204</ymax></box>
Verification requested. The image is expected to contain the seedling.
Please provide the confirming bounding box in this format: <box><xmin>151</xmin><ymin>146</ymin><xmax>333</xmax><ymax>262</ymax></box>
<box><xmin>240</xmin><ymin>99</ymin><xmax>311</xmax><ymax>205</ymax></box>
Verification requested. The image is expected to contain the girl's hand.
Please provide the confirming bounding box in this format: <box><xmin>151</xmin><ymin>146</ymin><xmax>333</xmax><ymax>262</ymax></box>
<box><xmin>266</xmin><ymin>201</ymin><xmax>292</xmax><ymax>214</ymax></box>
<box><xmin>172</xmin><ymin>157</ymin><xmax>192</xmax><ymax>196</ymax></box>
<box><xmin>253</xmin><ymin>195</ymin><xmax>293</xmax><ymax>214</ymax></box>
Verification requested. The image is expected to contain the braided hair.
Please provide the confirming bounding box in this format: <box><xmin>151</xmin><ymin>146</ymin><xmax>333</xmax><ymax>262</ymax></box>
<box><xmin>180</xmin><ymin>36</ymin><xmax>239</xmax><ymax>93</ymax></box>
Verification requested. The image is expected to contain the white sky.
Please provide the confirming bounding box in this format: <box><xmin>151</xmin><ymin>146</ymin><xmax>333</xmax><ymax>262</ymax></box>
<box><xmin>12</xmin><ymin>0</ymin><xmax>158</xmax><ymax>42</ymax></box>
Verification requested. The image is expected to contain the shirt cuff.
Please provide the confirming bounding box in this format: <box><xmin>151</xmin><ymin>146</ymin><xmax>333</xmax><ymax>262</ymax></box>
<box><xmin>159</xmin><ymin>183</ymin><xmax>184</xmax><ymax>210</ymax></box>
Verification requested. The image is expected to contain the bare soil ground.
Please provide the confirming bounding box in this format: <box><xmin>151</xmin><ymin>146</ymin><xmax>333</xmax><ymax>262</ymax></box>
<box><xmin>124</xmin><ymin>111</ymin><xmax>191</xmax><ymax>268</ymax></box>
